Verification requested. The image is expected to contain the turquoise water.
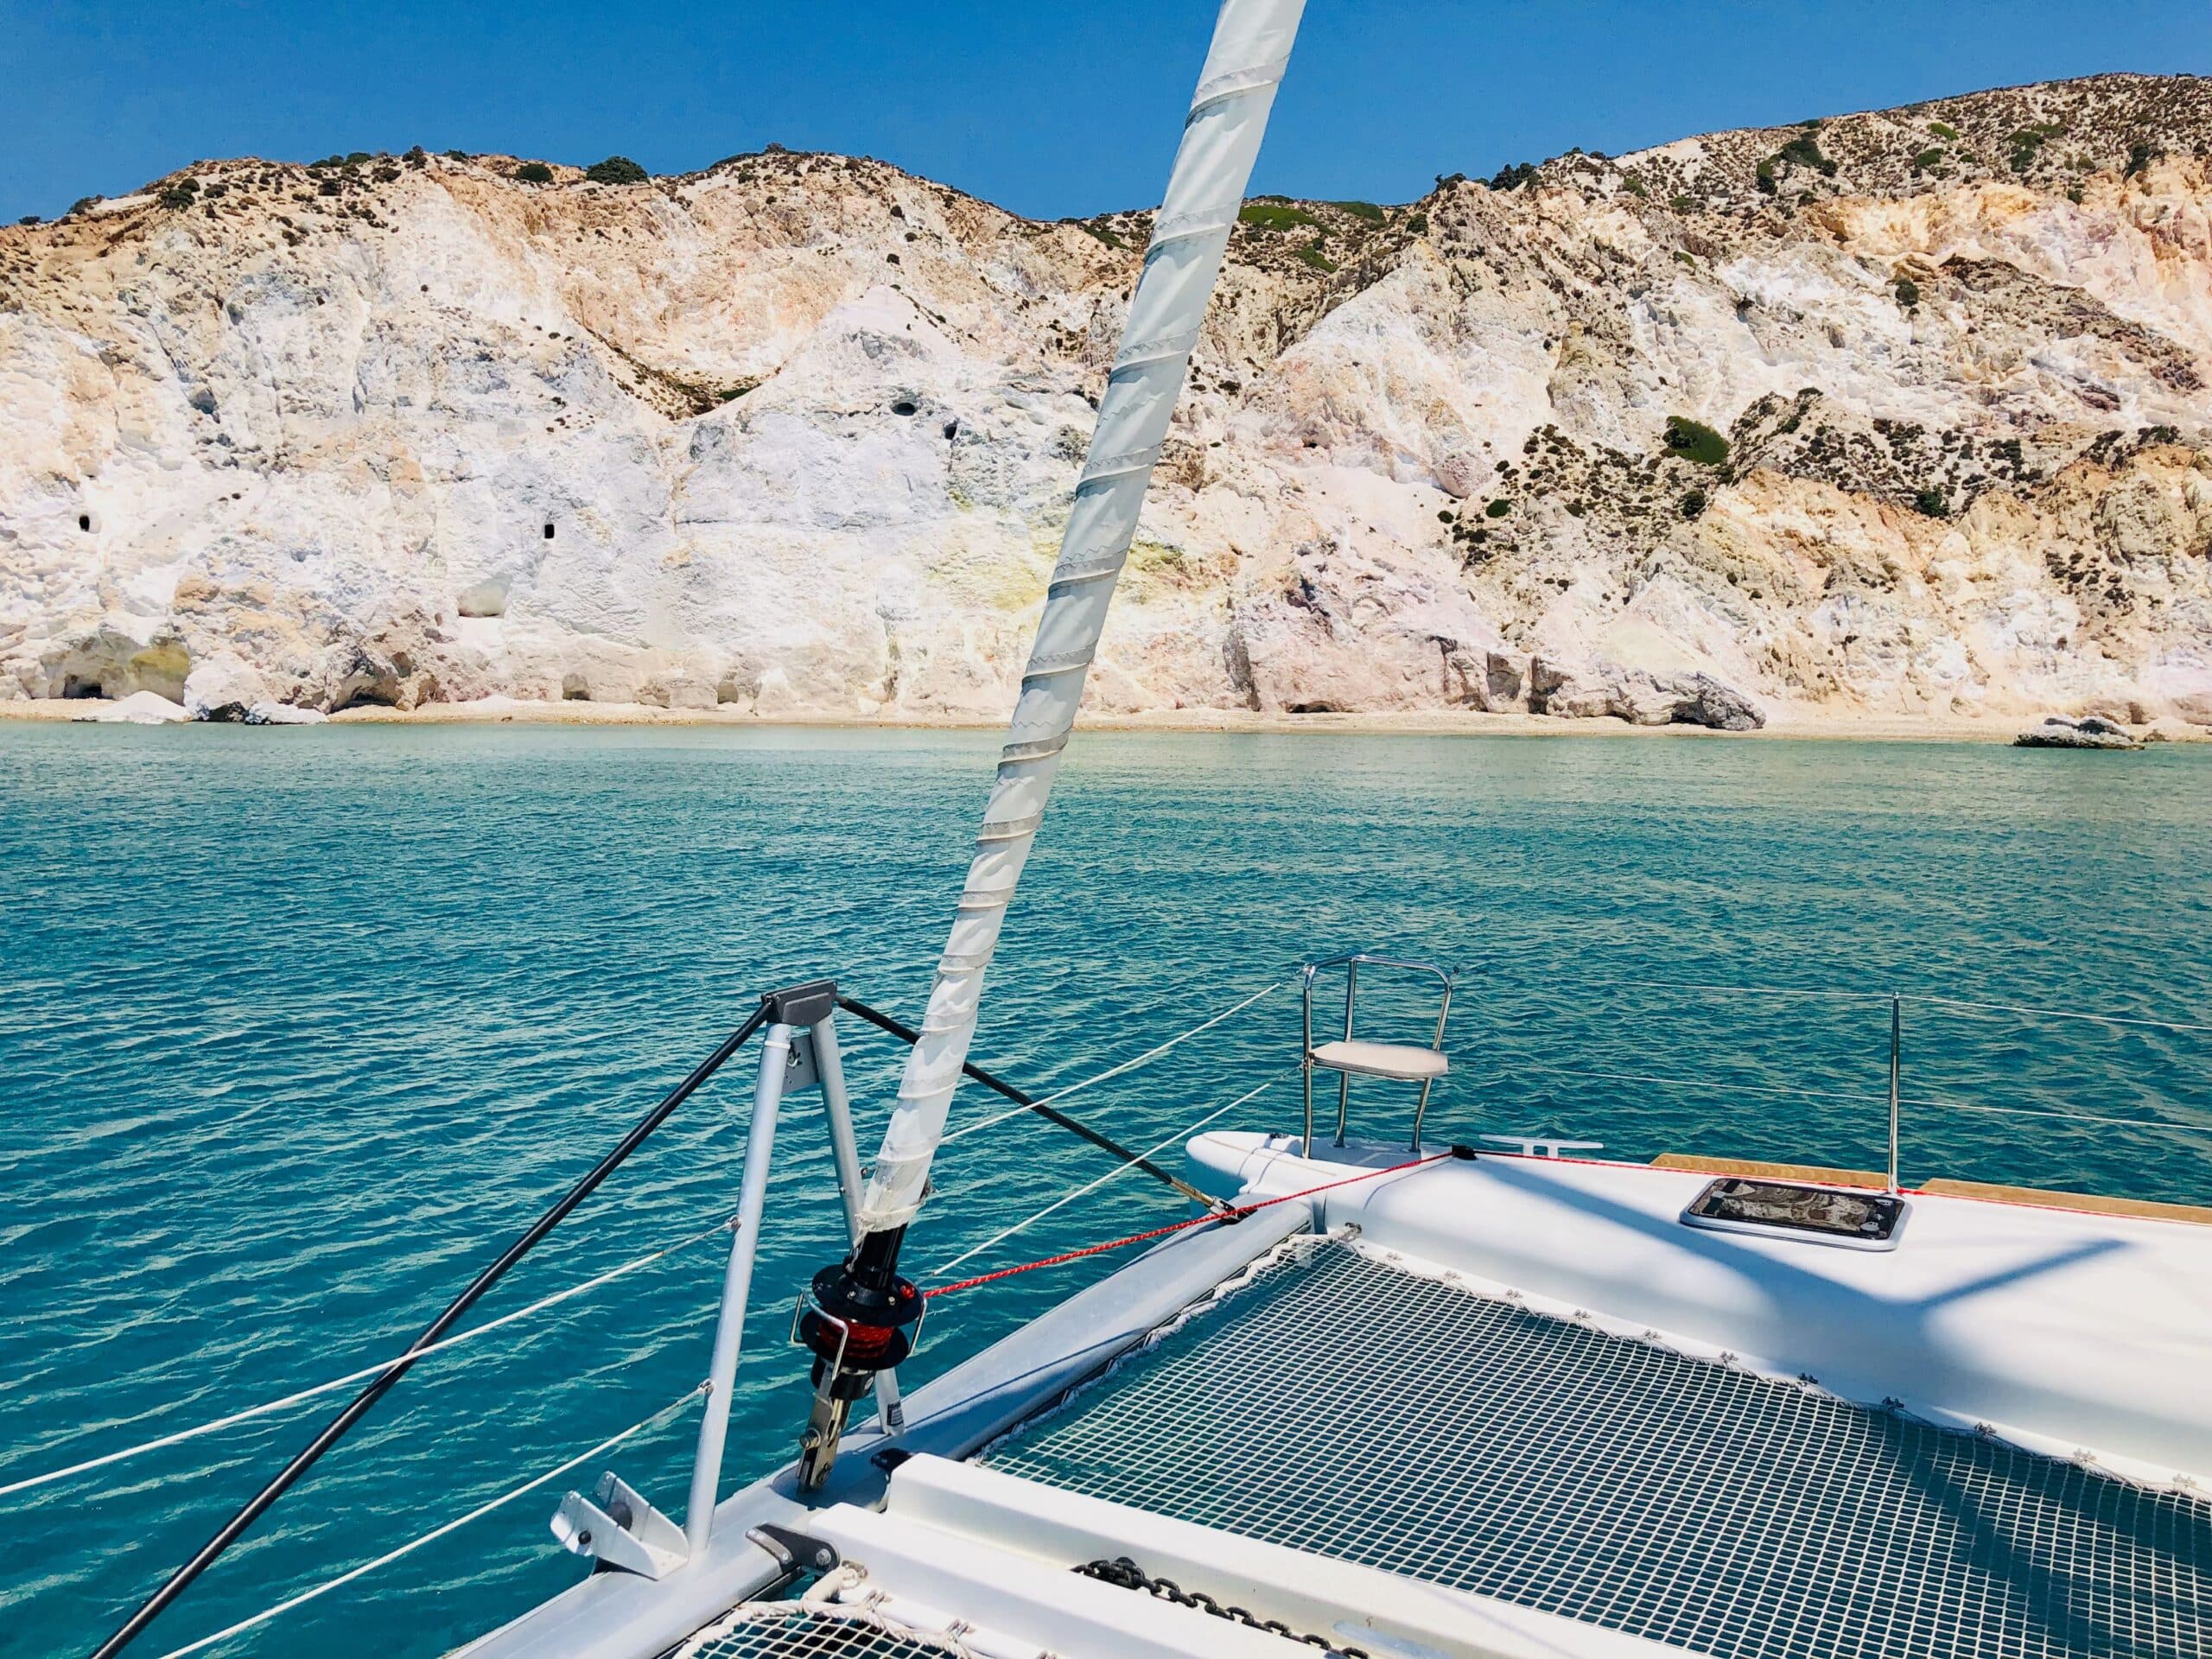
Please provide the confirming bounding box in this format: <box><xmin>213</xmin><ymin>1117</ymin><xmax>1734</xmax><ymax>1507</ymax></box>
<box><xmin>2</xmin><ymin>723</ymin><xmax>2208</xmax><ymax>1659</ymax></box>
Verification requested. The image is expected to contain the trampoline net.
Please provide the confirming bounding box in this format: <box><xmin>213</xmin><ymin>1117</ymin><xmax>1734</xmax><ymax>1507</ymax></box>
<box><xmin>679</xmin><ymin>1605</ymin><xmax>968</xmax><ymax>1659</ymax></box>
<box><xmin>981</xmin><ymin>1236</ymin><xmax>2211</xmax><ymax>1659</ymax></box>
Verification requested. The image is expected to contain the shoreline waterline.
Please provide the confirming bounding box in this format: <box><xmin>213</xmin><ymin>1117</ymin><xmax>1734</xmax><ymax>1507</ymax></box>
<box><xmin>6</xmin><ymin>696</ymin><xmax>2202</xmax><ymax>743</ymax></box>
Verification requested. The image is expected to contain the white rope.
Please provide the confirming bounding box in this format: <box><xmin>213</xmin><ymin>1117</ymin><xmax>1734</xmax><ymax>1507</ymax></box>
<box><xmin>151</xmin><ymin>1386</ymin><xmax>705</xmax><ymax>1659</ymax></box>
<box><xmin>1913</xmin><ymin>994</ymin><xmax>2212</xmax><ymax>1038</ymax></box>
<box><xmin>1492</xmin><ymin>1064</ymin><xmax>1888</xmax><ymax>1110</ymax></box>
<box><xmin>1493</xmin><ymin>1065</ymin><xmax>2212</xmax><ymax>1138</ymax></box>
<box><xmin>0</xmin><ymin>1214</ymin><xmax>731</xmax><ymax>1501</ymax></box>
<box><xmin>929</xmin><ymin>1066</ymin><xmax>1297</xmax><ymax>1280</ymax></box>
<box><xmin>936</xmin><ymin>979</ymin><xmax>1284</xmax><ymax>1149</ymax></box>
<box><xmin>1922</xmin><ymin>1098</ymin><xmax>2212</xmax><ymax>1135</ymax></box>
<box><xmin>1460</xmin><ymin>976</ymin><xmax>2212</xmax><ymax>1036</ymax></box>
<box><xmin>1627</xmin><ymin>982</ymin><xmax>1896</xmax><ymax>1004</ymax></box>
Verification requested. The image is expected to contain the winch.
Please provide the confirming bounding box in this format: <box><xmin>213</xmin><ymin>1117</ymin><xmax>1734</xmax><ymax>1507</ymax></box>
<box><xmin>792</xmin><ymin>1226</ymin><xmax>925</xmax><ymax>1491</ymax></box>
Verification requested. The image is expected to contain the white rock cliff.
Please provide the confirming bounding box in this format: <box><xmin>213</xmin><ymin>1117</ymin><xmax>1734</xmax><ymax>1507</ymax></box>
<box><xmin>4</xmin><ymin>74</ymin><xmax>2211</xmax><ymax>727</ymax></box>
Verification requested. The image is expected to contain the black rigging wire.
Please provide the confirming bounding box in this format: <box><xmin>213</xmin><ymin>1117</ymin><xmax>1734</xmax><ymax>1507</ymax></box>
<box><xmin>836</xmin><ymin>994</ymin><xmax>1225</xmax><ymax>1211</ymax></box>
<box><xmin>88</xmin><ymin>1002</ymin><xmax>772</xmax><ymax>1659</ymax></box>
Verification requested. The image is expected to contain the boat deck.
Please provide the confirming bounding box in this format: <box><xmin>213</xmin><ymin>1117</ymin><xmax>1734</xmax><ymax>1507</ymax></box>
<box><xmin>980</xmin><ymin>1234</ymin><xmax>2212</xmax><ymax>1659</ymax></box>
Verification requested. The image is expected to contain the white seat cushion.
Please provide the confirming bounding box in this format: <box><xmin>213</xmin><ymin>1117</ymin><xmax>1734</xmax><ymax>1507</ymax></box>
<box><xmin>1308</xmin><ymin>1039</ymin><xmax>1449</xmax><ymax>1082</ymax></box>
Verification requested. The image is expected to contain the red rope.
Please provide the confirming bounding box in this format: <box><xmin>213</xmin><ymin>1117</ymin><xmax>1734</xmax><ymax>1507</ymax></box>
<box><xmin>924</xmin><ymin>1151</ymin><xmax>1454</xmax><ymax>1299</ymax></box>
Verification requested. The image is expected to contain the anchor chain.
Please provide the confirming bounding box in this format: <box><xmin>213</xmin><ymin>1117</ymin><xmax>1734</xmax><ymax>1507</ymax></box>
<box><xmin>1072</xmin><ymin>1556</ymin><xmax>1369</xmax><ymax>1656</ymax></box>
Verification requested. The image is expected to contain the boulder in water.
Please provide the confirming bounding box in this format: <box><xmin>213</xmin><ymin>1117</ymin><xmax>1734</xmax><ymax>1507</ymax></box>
<box><xmin>2014</xmin><ymin>715</ymin><xmax>2141</xmax><ymax>750</ymax></box>
<box><xmin>1677</xmin><ymin>675</ymin><xmax>1765</xmax><ymax>732</ymax></box>
<box><xmin>244</xmin><ymin>701</ymin><xmax>327</xmax><ymax>726</ymax></box>
<box><xmin>182</xmin><ymin>652</ymin><xmax>272</xmax><ymax>721</ymax></box>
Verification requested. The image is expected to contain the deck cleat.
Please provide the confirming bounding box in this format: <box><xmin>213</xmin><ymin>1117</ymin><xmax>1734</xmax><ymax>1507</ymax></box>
<box><xmin>791</xmin><ymin>1228</ymin><xmax>924</xmax><ymax>1491</ymax></box>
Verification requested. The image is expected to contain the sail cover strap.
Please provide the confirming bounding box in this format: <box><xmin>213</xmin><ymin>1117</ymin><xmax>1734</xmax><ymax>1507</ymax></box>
<box><xmin>857</xmin><ymin>0</ymin><xmax>1307</xmax><ymax>1233</ymax></box>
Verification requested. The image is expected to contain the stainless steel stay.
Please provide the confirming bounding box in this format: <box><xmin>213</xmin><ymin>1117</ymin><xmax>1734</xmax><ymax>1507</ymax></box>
<box><xmin>1300</xmin><ymin>953</ymin><xmax>1454</xmax><ymax>1154</ymax></box>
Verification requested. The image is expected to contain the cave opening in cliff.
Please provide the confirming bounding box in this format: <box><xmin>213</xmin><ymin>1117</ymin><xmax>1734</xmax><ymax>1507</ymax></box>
<box><xmin>60</xmin><ymin>676</ymin><xmax>106</xmax><ymax>700</ymax></box>
<box><xmin>542</xmin><ymin>523</ymin><xmax>555</xmax><ymax>540</ymax></box>
<box><xmin>78</xmin><ymin>514</ymin><xmax>92</xmax><ymax>532</ymax></box>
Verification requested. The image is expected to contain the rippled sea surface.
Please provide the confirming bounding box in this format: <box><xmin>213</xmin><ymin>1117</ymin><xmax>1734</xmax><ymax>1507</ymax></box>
<box><xmin>3</xmin><ymin>722</ymin><xmax>2209</xmax><ymax>1658</ymax></box>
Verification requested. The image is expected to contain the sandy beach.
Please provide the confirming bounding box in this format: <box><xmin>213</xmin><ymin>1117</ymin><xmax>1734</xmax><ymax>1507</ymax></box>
<box><xmin>7</xmin><ymin>694</ymin><xmax>2202</xmax><ymax>742</ymax></box>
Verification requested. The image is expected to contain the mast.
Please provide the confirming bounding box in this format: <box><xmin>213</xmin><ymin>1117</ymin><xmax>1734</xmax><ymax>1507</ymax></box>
<box><xmin>792</xmin><ymin>0</ymin><xmax>1307</xmax><ymax>1484</ymax></box>
<box><xmin>863</xmin><ymin>0</ymin><xmax>1307</xmax><ymax>1237</ymax></box>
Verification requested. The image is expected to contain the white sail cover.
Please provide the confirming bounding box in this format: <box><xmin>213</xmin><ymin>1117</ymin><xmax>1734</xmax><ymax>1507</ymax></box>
<box><xmin>858</xmin><ymin>0</ymin><xmax>1307</xmax><ymax>1234</ymax></box>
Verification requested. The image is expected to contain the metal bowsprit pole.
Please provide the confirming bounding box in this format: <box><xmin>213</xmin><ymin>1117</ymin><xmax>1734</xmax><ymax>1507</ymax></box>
<box><xmin>683</xmin><ymin>1020</ymin><xmax>793</xmax><ymax>1554</ymax></box>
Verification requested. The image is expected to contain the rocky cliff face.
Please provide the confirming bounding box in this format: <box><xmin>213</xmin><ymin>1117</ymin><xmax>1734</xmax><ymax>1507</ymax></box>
<box><xmin>5</xmin><ymin>73</ymin><xmax>2212</xmax><ymax>727</ymax></box>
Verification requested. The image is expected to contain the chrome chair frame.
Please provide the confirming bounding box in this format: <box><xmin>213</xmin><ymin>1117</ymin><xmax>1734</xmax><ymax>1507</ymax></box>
<box><xmin>1300</xmin><ymin>953</ymin><xmax>1454</xmax><ymax>1154</ymax></box>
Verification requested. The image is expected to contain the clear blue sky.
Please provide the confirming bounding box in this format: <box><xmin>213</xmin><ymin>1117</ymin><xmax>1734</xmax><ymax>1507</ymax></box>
<box><xmin>3</xmin><ymin>1</ymin><xmax>2208</xmax><ymax>223</ymax></box>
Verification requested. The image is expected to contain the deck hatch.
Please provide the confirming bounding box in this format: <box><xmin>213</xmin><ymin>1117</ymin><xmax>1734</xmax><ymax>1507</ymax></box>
<box><xmin>982</xmin><ymin>1237</ymin><xmax>2211</xmax><ymax>1659</ymax></box>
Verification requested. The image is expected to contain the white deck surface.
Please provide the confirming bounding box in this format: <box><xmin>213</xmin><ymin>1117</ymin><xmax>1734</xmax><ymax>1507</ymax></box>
<box><xmin>1190</xmin><ymin>1132</ymin><xmax>2212</xmax><ymax>1486</ymax></box>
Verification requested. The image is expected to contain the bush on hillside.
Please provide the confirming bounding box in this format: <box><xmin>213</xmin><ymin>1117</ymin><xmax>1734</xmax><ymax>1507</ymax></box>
<box><xmin>1663</xmin><ymin>416</ymin><xmax>1729</xmax><ymax>468</ymax></box>
<box><xmin>1776</xmin><ymin>133</ymin><xmax>1838</xmax><ymax>177</ymax></box>
<box><xmin>514</xmin><ymin>162</ymin><xmax>555</xmax><ymax>184</ymax></box>
<box><xmin>585</xmin><ymin>156</ymin><xmax>649</xmax><ymax>185</ymax></box>
<box><xmin>1238</xmin><ymin>200</ymin><xmax>1319</xmax><ymax>232</ymax></box>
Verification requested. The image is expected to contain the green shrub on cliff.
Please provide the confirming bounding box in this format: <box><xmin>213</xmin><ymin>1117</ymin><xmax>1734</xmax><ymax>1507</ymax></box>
<box><xmin>1664</xmin><ymin>416</ymin><xmax>1729</xmax><ymax>467</ymax></box>
<box><xmin>514</xmin><ymin>162</ymin><xmax>555</xmax><ymax>184</ymax></box>
<box><xmin>1239</xmin><ymin>200</ymin><xmax>1319</xmax><ymax>232</ymax></box>
<box><xmin>585</xmin><ymin>156</ymin><xmax>648</xmax><ymax>186</ymax></box>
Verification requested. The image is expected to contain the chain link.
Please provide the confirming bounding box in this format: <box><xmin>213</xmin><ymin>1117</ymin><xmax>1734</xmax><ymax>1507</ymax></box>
<box><xmin>1073</xmin><ymin>1557</ymin><xmax>1369</xmax><ymax>1656</ymax></box>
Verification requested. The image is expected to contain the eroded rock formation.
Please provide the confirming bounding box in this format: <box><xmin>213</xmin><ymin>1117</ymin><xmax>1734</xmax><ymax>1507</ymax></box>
<box><xmin>5</xmin><ymin>75</ymin><xmax>2212</xmax><ymax>727</ymax></box>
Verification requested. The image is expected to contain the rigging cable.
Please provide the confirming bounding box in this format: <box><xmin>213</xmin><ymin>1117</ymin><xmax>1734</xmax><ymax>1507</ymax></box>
<box><xmin>150</xmin><ymin>1388</ymin><xmax>705</xmax><ymax>1659</ymax></box>
<box><xmin>88</xmin><ymin>1001</ymin><xmax>772</xmax><ymax>1659</ymax></box>
<box><xmin>922</xmin><ymin>1150</ymin><xmax>1459</xmax><ymax>1301</ymax></box>
<box><xmin>835</xmin><ymin>986</ymin><xmax>1283</xmax><ymax>1209</ymax></box>
<box><xmin>929</xmin><ymin>1066</ymin><xmax>1299</xmax><ymax>1280</ymax></box>
<box><xmin>2</xmin><ymin>1212</ymin><xmax>734</xmax><ymax>1501</ymax></box>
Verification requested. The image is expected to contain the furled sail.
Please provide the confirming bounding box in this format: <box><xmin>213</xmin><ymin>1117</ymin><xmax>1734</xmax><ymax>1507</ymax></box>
<box><xmin>857</xmin><ymin>0</ymin><xmax>1308</xmax><ymax>1236</ymax></box>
